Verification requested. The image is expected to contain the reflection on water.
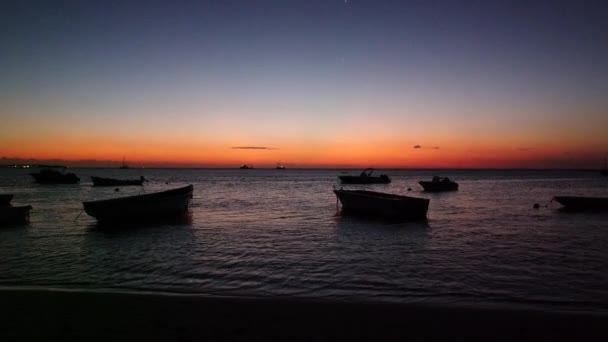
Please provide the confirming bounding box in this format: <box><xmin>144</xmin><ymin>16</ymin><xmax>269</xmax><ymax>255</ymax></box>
<box><xmin>0</xmin><ymin>168</ymin><xmax>607</xmax><ymax>312</ymax></box>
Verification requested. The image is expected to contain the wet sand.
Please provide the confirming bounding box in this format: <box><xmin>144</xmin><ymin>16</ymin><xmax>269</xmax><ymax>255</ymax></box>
<box><xmin>0</xmin><ymin>289</ymin><xmax>606</xmax><ymax>341</ymax></box>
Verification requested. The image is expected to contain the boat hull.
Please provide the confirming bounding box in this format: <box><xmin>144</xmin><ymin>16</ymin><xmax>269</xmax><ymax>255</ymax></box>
<box><xmin>334</xmin><ymin>190</ymin><xmax>429</xmax><ymax>219</ymax></box>
<box><xmin>338</xmin><ymin>176</ymin><xmax>391</xmax><ymax>184</ymax></box>
<box><xmin>91</xmin><ymin>176</ymin><xmax>144</xmax><ymax>186</ymax></box>
<box><xmin>553</xmin><ymin>196</ymin><xmax>608</xmax><ymax>211</ymax></box>
<box><xmin>419</xmin><ymin>181</ymin><xmax>459</xmax><ymax>192</ymax></box>
<box><xmin>0</xmin><ymin>205</ymin><xmax>32</xmax><ymax>226</ymax></box>
<box><xmin>83</xmin><ymin>185</ymin><xmax>193</xmax><ymax>223</ymax></box>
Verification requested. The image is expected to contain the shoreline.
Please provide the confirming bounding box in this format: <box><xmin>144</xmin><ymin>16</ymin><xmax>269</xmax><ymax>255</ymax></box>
<box><xmin>1</xmin><ymin>288</ymin><xmax>606</xmax><ymax>341</ymax></box>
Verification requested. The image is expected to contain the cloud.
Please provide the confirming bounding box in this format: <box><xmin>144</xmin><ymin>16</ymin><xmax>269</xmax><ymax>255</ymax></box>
<box><xmin>231</xmin><ymin>146</ymin><xmax>277</xmax><ymax>150</ymax></box>
<box><xmin>413</xmin><ymin>145</ymin><xmax>440</xmax><ymax>150</ymax></box>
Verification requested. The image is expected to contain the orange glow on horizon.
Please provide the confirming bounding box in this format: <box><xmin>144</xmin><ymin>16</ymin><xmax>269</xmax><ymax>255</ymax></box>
<box><xmin>2</xmin><ymin>133</ymin><xmax>606</xmax><ymax>169</ymax></box>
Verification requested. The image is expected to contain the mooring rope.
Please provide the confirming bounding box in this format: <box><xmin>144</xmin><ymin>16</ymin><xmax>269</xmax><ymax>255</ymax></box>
<box><xmin>73</xmin><ymin>209</ymin><xmax>84</xmax><ymax>222</ymax></box>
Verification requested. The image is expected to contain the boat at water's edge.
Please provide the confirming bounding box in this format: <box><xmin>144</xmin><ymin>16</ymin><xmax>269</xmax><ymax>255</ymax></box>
<box><xmin>83</xmin><ymin>185</ymin><xmax>193</xmax><ymax>223</ymax></box>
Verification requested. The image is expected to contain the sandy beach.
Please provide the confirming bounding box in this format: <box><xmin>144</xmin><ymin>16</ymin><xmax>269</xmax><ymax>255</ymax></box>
<box><xmin>0</xmin><ymin>288</ymin><xmax>606</xmax><ymax>341</ymax></box>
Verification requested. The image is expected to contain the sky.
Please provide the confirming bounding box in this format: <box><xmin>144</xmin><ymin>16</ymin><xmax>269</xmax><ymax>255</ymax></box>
<box><xmin>1</xmin><ymin>0</ymin><xmax>607</xmax><ymax>168</ymax></box>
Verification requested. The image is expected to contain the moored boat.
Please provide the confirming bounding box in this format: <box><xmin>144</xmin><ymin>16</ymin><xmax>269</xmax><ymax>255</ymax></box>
<box><xmin>0</xmin><ymin>205</ymin><xmax>32</xmax><ymax>225</ymax></box>
<box><xmin>91</xmin><ymin>176</ymin><xmax>145</xmax><ymax>187</ymax></box>
<box><xmin>419</xmin><ymin>176</ymin><xmax>458</xmax><ymax>192</ymax></box>
<box><xmin>0</xmin><ymin>194</ymin><xmax>13</xmax><ymax>206</ymax></box>
<box><xmin>553</xmin><ymin>196</ymin><xmax>608</xmax><ymax>211</ymax></box>
<box><xmin>31</xmin><ymin>168</ymin><xmax>79</xmax><ymax>184</ymax></box>
<box><xmin>83</xmin><ymin>185</ymin><xmax>194</xmax><ymax>223</ymax></box>
<box><xmin>338</xmin><ymin>168</ymin><xmax>391</xmax><ymax>184</ymax></box>
<box><xmin>334</xmin><ymin>189</ymin><xmax>429</xmax><ymax>219</ymax></box>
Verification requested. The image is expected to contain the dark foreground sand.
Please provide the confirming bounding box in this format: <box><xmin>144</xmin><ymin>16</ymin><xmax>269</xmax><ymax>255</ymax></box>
<box><xmin>1</xmin><ymin>289</ymin><xmax>606</xmax><ymax>341</ymax></box>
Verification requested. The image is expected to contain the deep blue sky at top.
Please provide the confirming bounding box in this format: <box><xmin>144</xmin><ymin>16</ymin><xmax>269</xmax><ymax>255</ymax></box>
<box><xmin>1</xmin><ymin>0</ymin><xmax>607</xmax><ymax>166</ymax></box>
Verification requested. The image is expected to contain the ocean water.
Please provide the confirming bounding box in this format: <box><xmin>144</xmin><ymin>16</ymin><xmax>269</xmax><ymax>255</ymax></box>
<box><xmin>1</xmin><ymin>168</ymin><xmax>607</xmax><ymax>312</ymax></box>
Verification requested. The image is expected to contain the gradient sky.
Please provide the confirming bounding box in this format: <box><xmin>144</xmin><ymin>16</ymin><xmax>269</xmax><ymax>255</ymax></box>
<box><xmin>1</xmin><ymin>0</ymin><xmax>607</xmax><ymax>168</ymax></box>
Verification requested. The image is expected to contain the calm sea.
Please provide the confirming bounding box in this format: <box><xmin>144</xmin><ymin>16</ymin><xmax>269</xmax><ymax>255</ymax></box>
<box><xmin>1</xmin><ymin>168</ymin><xmax>607</xmax><ymax>312</ymax></box>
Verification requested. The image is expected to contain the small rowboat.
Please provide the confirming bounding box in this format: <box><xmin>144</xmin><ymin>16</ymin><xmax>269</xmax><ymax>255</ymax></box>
<box><xmin>91</xmin><ymin>176</ymin><xmax>145</xmax><ymax>187</ymax></box>
<box><xmin>339</xmin><ymin>168</ymin><xmax>391</xmax><ymax>184</ymax></box>
<box><xmin>0</xmin><ymin>194</ymin><xmax>13</xmax><ymax>206</ymax></box>
<box><xmin>553</xmin><ymin>196</ymin><xmax>608</xmax><ymax>211</ymax></box>
<box><xmin>334</xmin><ymin>189</ymin><xmax>429</xmax><ymax>219</ymax></box>
<box><xmin>0</xmin><ymin>205</ymin><xmax>32</xmax><ymax>226</ymax></box>
<box><xmin>83</xmin><ymin>185</ymin><xmax>193</xmax><ymax>223</ymax></box>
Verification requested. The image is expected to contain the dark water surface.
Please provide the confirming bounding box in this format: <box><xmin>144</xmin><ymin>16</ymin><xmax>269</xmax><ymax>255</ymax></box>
<box><xmin>1</xmin><ymin>169</ymin><xmax>607</xmax><ymax>312</ymax></box>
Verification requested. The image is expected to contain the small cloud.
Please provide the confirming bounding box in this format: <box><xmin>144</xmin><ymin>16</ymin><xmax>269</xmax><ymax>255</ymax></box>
<box><xmin>413</xmin><ymin>145</ymin><xmax>440</xmax><ymax>150</ymax></box>
<box><xmin>231</xmin><ymin>146</ymin><xmax>277</xmax><ymax>150</ymax></box>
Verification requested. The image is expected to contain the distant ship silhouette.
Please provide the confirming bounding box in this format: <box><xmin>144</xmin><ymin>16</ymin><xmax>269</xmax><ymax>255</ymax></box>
<box><xmin>119</xmin><ymin>157</ymin><xmax>130</xmax><ymax>169</ymax></box>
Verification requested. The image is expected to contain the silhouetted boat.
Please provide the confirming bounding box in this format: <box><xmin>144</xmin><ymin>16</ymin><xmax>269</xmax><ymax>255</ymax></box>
<box><xmin>553</xmin><ymin>196</ymin><xmax>608</xmax><ymax>211</ymax></box>
<box><xmin>419</xmin><ymin>176</ymin><xmax>458</xmax><ymax>192</ymax></box>
<box><xmin>91</xmin><ymin>176</ymin><xmax>145</xmax><ymax>187</ymax></box>
<box><xmin>276</xmin><ymin>163</ymin><xmax>286</xmax><ymax>170</ymax></box>
<box><xmin>240</xmin><ymin>164</ymin><xmax>253</xmax><ymax>169</ymax></box>
<box><xmin>83</xmin><ymin>185</ymin><xmax>193</xmax><ymax>223</ymax></box>
<box><xmin>334</xmin><ymin>189</ymin><xmax>429</xmax><ymax>219</ymax></box>
<box><xmin>119</xmin><ymin>157</ymin><xmax>130</xmax><ymax>169</ymax></box>
<box><xmin>0</xmin><ymin>205</ymin><xmax>32</xmax><ymax>225</ymax></box>
<box><xmin>30</xmin><ymin>168</ymin><xmax>79</xmax><ymax>184</ymax></box>
<box><xmin>0</xmin><ymin>194</ymin><xmax>13</xmax><ymax>206</ymax></box>
<box><xmin>338</xmin><ymin>168</ymin><xmax>391</xmax><ymax>184</ymax></box>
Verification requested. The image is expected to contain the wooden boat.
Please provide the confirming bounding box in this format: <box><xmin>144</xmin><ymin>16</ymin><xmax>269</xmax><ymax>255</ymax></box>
<box><xmin>0</xmin><ymin>205</ymin><xmax>32</xmax><ymax>225</ymax></box>
<box><xmin>419</xmin><ymin>176</ymin><xmax>458</xmax><ymax>192</ymax></box>
<box><xmin>83</xmin><ymin>185</ymin><xmax>193</xmax><ymax>223</ymax></box>
<box><xmin>31</xmin><ymin>168</ymin><xmax>79</xmax><ymax>184</ymax></box>
<box><xmin>334</xmin><ymin>189</ymin><xmax>429</xmax><ymax>219</ymax></box>
<box><xmin>339</xmin><ymin>168</ymin><xmax>391</xmax><ymax>184</ymax></box>
<box><xmin>0</xmin><ymin>194</ymin><xmax>13</xmax><ymax>206</ymax></box>
<box><xmin>91</xmin><ymin>176</ymin><xmax>145</xmax><ymax>187</ymax></box>
<box><xmin>553</xmin><ymin>196</ymin><xmax>608</xmax><ymax>211</ymax></box>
